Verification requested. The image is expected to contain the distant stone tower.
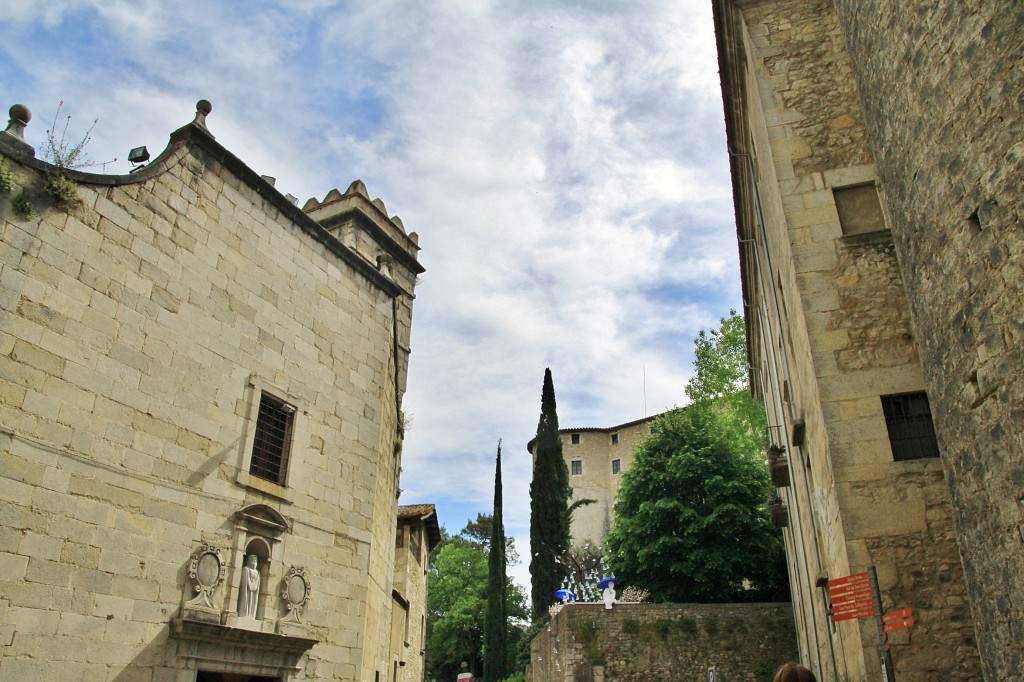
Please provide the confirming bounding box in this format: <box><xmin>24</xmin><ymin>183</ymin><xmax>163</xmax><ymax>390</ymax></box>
<box><xmin>529</xmin><ymin>415</ymin><xmax>658</xmax><ymax>548</ymax></box>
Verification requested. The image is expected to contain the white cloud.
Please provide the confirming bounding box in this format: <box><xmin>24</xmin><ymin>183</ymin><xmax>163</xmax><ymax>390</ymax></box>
<box><xmin>2</xmin><ymin>0</ymin><xmax>740</xmax><ymax>601</ymax></box>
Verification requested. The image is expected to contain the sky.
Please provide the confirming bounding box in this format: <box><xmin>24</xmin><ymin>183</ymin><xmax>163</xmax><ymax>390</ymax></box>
<box><xmin>1</xmin><ymin>0</ymin><xmax>740</xmax><ymax>596</ymax></box>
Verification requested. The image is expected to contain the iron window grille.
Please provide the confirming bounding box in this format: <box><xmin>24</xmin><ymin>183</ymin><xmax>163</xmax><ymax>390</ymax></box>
<box><xmin>250</xmin><ymin>391</ymin><xmax>295</xmax><ymax>484</ymax></box>
<box><xmin>881</xmin><ymin>392</ymin><xmax>939</xmax><ymax>461</ymax></box>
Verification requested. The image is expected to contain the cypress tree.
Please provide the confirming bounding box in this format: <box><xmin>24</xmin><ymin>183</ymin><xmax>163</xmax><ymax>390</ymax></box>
<box><xmin>483</xmin><ymin>442</ymin><xmax>508</xmax><ymax>682</ymax></box>
<box><xmin>529</xmin><ymin>368</ymin><xmax>571</xmax><ymax>617</ymax></box>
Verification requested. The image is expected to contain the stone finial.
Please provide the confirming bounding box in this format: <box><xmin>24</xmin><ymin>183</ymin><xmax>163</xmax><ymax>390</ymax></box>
<box><xmin>3</xmin><ymin>104</ymin><xmax>32</xmax><ymax>145</ymax></box>
<box><xmin>371</xmin><ymin>198</ymin><xmax>387</xmax><ymax>214</ymax></box>
<box><xmin>192</xmin><ymin>99</ymin><xmax>214</xmax><ymax>138</ymax></box>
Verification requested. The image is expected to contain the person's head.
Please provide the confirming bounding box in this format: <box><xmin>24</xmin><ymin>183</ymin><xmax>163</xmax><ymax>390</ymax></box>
<box><xmin>773</xmin><ymin>663</ymin><xmax>817</xmax><ymax>682</ymax></box>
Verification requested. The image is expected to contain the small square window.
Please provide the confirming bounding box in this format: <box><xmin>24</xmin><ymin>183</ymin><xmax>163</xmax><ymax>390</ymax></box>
<box><xmin>834</xmin><ymin>183</ymin><xmax>887</xmax><ymax>235</ymax></box>
<box><xmin>395</xmin><ymin>527</ymin><xmax>404</xmax><ymax>548</ymax></box>
<box><xmin>881</xmin><ymin>392</ymin><xmax>940</xmax><ymax>461</ymax></box>
<box><xmin>570</xmin><ymin>433</ymin><xmax>580</xmax><ymax>445</ymax></box>
<box><xmin>571</xmin><ymin>460</ymin><xmax>582</xmax><ymax>476</ymax></box>
<box><xmin>250</xmin><ymin>391</ymin><xmax>295</xmax><ymax>485</ymax></box>
<box><xmin>611</xmin><ymin>433</ymin><xmax>619</xmax><ymax>445</ymax></box>
<box><xmin>612</xmin><ymin>459</ymin><xmax>621</xmax><ymax>475</ymax></box>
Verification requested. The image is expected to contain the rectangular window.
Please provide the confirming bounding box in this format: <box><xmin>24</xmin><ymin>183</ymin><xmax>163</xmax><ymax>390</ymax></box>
<box><xmin>409</xmin><ymin>525</ymin><xmax>421</xmax><ymax>562</ymax></box>
<box><xmin>395</xmin><ymin>526</ymin><xmax>404</xmax><ymax>548</ymax></box>
<box><xmin>881</xmin><ymin>392</ymin><xmax>940</xmax><ymax>461</ymax></box>
<box><xmin>611</xmin><ymin>433</ymin><xmax>619</xmax><ymax>445</ymax></box>
<box><xmin>570</xmin><ymin>433</ymin><xmax>580</xmax><ymax>445</ymax></box>
<box><xmin>834</xmin><ymin>183</ymin><xmax>887</xmax><ymax>235</ymax></box>
<box><xmin>571</xmin><ymin>460</ymin><xmax>582</xmax><ymax>476</ymax></box>
<box><xmin>250</xmin><ymin>392</ymin><xmax>295</xmax><ymax>484</ymax></box>
<box><xmin>612</xmin><ymin>459</ymin><xmax>621</xmax><ymax>475</ymax></box>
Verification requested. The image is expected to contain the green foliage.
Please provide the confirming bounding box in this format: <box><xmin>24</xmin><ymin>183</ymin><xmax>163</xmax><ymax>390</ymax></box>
<box><xmin>686</xmin><ymin>309</ymin><xmax>768</xmax><ymax>452</ymax></box>
<box><xmin>41</xmin><ymin>172</ymin><xmax>82</xmax><ymax>209</ymax></box>
<box><xmin>512</xmin><ymin>617</ymin><xmax>548</xmax><ymax>672</ymax></box>
<box><xmin>605</xmin><ymin>407</ymin><xmax>786</xmax><ymax>601</ymax></box>
<box><xmin>530</xmin><ymin>368</ymin><xmax>571</xmax><ymax>617</ymax></box>
<box><xmin>0</xmin><ymin>160</ymin><xmax>15</xmax><ymax>194</ymax></box>
<box><xmin>11</xmin><ymin>189</ymin><xmax>35</xmax><ymax>219</ymax></box>
<box><xmin>677</xmin><ymin>616</ymin><xmax>698</xmax><ymax>637</ymax></box>
<box><xmin>484</xmin><ymin>443</ymin><xmax>509</xmax><ymax>682</ymax></box>
<box><xmin>622</xmin><ymin>618</ymin><xmax>641</xmax><ymax>635</ymax></box>
<box><xmin>604</xmin><ymin>312</ymin><xmax>788</xmax><ymax>602</ymax></box>
<box><xmin>704</xmin><ymin>615</ymin><xmax>720</xmax><ymax>637</ymax></box>
<box><xmin>501</xmin><ymin>672</ymin><xmax>526</xmax><ymax>682</ymax></box>
<box><xmin>576</xmin><ymin>620</ymin><xmax>602</xmax><ymax>660</ymax></box>
<box><xmin>427</xmin><ymin>520</ymin><xmax>529</xmax><ymax>682</ymax></box>
<box><xmin>754</xmin><ymin>661</ymin><xmax>775</xmax><ymax>682</ymax></box>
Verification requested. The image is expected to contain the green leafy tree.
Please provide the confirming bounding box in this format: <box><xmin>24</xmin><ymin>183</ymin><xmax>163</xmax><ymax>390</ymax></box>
<box><xmin>427</xmin><ymin>518</ymin><xmax>529</xmax><ymax>682</ymax></box>
<box><xmin>604</xmin><ymin>312</ymin><xmax>787</xmax><ymax>601</ymax></box>
<box><xmin>529</xmin><ymin>368</ymin><xmax>571</xmax><ymax>617</ymax></box>
<box><xmin>687</xmin><ymin>309</ymin><xmax>766</xmax><ymax>450</ymax></box>
<box><xmin>483</xmin><ymin>443</ymin><xmax>509</xmax><ymax>682</ymax></box>
<box><xmin>604</xmin><ymin>407</ymin><xmax>783</xmax><ymax>601</ymax></box>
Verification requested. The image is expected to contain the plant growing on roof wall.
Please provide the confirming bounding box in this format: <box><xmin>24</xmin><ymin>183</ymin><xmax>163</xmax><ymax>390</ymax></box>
<box><xmin>38</xmin><ymin>101</ymin><xmax>115</xmax><ymax>209</ymax></box>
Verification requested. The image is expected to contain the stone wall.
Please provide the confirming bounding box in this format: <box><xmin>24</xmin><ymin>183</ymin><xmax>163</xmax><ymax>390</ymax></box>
<box><xmin>0</xmin><ymin>105</ymin><xmax>421</xmax><ymax>681</ymax></box>
<box><xmin>527</xmin><ymin>603</ymin><xmax>797</xmax><ymax>682</ymax></box>
<box><xmin>713</xmin><ymin>1</ymin><xmax>981</xmax><ymax>680</ymax></box>
<box><xmin>831</xmin><ymin>3</ymin><xmax>1024</xmax><ymax>679</ymax></box>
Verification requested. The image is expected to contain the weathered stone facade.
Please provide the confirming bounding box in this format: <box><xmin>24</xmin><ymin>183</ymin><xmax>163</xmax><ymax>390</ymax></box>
<box><xmin>829</xmin><ymin>4</ymin><xmax>1024</xmax><ymax>680</ymax></box>
<box><xmin>714</xmin><ymin>1</ymin><xmax>985</xmax><ymax>680</ymax></box>
<box><xmin>527</xmin><ymin>602</ymin><xmax>797</xmax><ymax>682</ymax></box>
<box><xmin>393</xmin><ymin>504</ymin><xmax>441</xmax><ymax>682</ymax></box>
<box><xmin>528</xmin><ymin>416</ymin><xmax>657</xmax><ymax>548</ymax></box>
<box><xmin>0</xmin><ymin>101</ymin><xmax>425</xmax><ymax>680</ymax></box>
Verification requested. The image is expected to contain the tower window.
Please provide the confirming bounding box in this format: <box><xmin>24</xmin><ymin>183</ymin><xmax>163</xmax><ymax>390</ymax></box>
<box><xmin>881</xmin><ymin>392</ymin><xmax>940</xmax><ymax>461</ymax></box>
<box><xmin>611</xmin><ymin>433</ymin><xmax>619</xmax><ymax>445</ymax></box>
<box><xmin>570</xmin><ymin>433</ymin><xmax>580</xmax><ymax>445</ymax></box>
<box><xmin>571</xmin><ymin>460</ymin><xmax>582</xmax><ymax>476</ymax></box>
<box><xmin>612</xmin><ymin>459</ymin><xmax>621</xmax><ymax>475</ymax></box>
<box><xmin>250</xmin><ymin>391</ymin><xmax>295</xmax><ymax>484</ymax></box>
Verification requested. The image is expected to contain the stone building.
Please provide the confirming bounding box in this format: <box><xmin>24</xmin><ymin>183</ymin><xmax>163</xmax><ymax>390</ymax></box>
<box><xmin>713</xmin><ymin>1</ymin><xmax>1021</xmax><ymax>681</ymax></box>
<box><xmin>528</xmin><ymin>416</ymin><xmax>657</xmax><ymax>548</ymax></box>
<box><xmin>0</xmin><ymin>99</ymin><xmax>428</xmax><ymax>681</ymax></box>
<box><xmin>392</xmin><ymin>504</ymin><xmax>440</xmax><ymax>682</ymax></box>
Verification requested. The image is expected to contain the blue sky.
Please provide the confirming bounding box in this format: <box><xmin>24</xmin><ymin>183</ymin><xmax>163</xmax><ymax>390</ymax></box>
<box><xmin>1</xmin><ymin>0</ymin><xmax>739</xmax><ymax>595</ymax></box>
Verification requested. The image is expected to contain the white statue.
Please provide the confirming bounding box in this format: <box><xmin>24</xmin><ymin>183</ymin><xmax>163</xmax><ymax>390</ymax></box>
<box><xmin>237</xmin><ymin>554</ymin><xmax>261</xmax><ymax>618</ymax></box>
<box><xmin>603</xmin><ymin>584</ymin><xmax>616</xmax><ymax>610</ymax></box>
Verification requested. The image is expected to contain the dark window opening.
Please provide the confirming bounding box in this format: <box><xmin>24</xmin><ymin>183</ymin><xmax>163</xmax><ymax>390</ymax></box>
<box><xmin>571</xmin><ymin>460</ymin><xmax>582</xmax><ymax>476</ymax></box>
<box><xmin>611</xmin><ymin>433</ymin><xmax>619</xmax><ymax>445</ymax></box>
<box><xmin>570</xmin><ymin>433</ymin><xmax>580</xmax><ymax>445</ymax></box>
<box><xmin>612</xmin><ymin>459</ymin><xmax>621</xmax><ymax>475</ymax></box>
<box><xmin>881</xmin><ymin>392</ymin><xmax>940</xmax><ymax>461</ymax></box>
<box><xmin>250</xmin><ymin>392</ymin><xmax>295</xmax><ymax>485</ymax></box>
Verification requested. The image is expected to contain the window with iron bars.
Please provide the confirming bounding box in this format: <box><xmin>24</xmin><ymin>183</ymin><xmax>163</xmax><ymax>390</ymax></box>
<box><xmin>881</xmin><ymin>392</ymin><xmax>939</xmax><ymax>461</ymax></box>
<box><xmin>250</xmin><ymin>391</ymin><xmax>295</xmax><ymax>484</ymax></box>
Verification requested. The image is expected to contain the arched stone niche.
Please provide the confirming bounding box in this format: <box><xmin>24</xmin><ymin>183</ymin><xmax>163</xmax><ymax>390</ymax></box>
<box><xmin>225</xmin><ymin>504</ymin><xmax>289</xmax><ymax>633</ymax></box>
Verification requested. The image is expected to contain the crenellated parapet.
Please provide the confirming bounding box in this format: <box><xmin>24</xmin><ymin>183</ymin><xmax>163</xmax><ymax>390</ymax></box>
<box><xmin>303</xmin><ymin>180</ymin><xmax>423</xmax><ymax>297</ymax></box>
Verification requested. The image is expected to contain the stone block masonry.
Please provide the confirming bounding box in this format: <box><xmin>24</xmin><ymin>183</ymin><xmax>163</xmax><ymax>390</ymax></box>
<box><xmin>832</xmin><ymin>3</ymin><xmax>1024</xmax><ymax>680</ymax></box>
<box><xmin>0</xmin><ymin>100</ymin><xmax>422</xmax><ymax>681</ymax></box>
<box><xmin>527</xmin><ymin>602</ymin><xmax>797</xmax><ymax>682</ymax></box>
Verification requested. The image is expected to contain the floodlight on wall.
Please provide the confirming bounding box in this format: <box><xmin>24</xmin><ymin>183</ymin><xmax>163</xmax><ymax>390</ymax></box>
<box><xmin>128</xmin><ymin>146</ymin><xmax>150</xmax><ymax>165</ymax></box>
